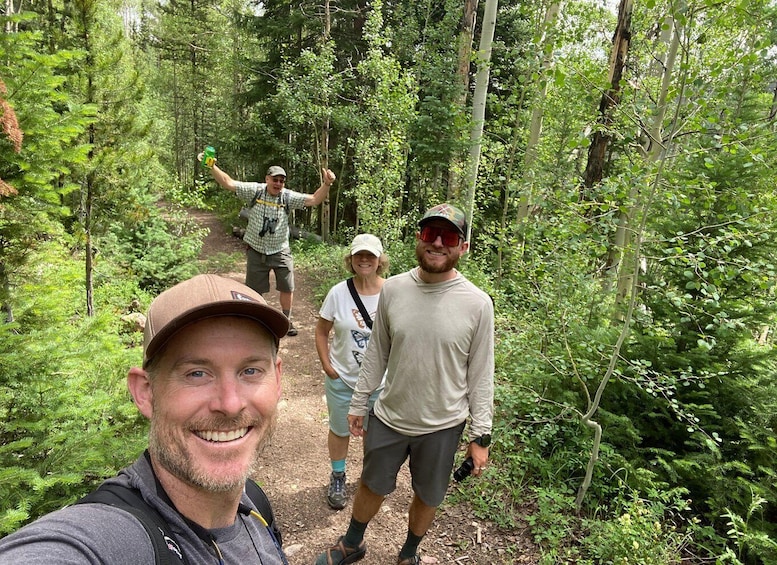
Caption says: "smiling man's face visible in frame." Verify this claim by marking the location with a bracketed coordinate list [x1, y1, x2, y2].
[415, 219, 468, 276]
[143, 316, 282, 493]
[265, 174, 286, 195]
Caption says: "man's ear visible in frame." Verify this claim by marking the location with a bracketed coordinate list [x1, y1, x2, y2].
[274, 357, 283, 401]
[127, 367, 153, 419]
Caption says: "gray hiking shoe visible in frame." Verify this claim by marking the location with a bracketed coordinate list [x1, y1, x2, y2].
[327, 471, 347, 509]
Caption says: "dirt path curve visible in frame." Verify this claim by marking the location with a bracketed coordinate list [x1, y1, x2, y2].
[192, 210, 539, 565]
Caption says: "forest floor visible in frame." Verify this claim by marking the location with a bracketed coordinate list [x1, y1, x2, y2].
[191, 209, 541, 565]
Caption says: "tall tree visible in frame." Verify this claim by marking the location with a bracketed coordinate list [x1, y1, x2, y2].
[151, 0, 232, 185]
[66, 0, 159, 315]
[0, 13, 93, 322]
[463, 0, 497, 241]
[582, 0, 632, 191]
[516, 0, 560, 228]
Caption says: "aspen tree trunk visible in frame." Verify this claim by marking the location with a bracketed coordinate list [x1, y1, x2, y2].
[463, 0, 498, 242]
[448, 0, 479, 200]
[319, 0, 332, 242]
[516, 0, 561, 226]
[5, 0, 15, 32]
[456, 0, 478, 105]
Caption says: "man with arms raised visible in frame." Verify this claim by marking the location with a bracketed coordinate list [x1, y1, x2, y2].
[201, 150, 336, 337]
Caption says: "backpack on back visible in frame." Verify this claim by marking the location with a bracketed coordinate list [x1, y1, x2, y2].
[76, 479, 283, 565]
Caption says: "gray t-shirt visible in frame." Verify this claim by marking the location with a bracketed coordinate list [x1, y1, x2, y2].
[0, 454, 286, 564]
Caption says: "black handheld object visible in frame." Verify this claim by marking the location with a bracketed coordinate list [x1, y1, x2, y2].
[453, 457, 474, 482]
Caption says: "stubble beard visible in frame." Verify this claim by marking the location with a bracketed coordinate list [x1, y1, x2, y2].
[416, 245, 459, 274]
[148, 410, 278, 493]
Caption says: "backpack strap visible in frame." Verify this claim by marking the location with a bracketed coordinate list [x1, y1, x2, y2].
[245, 479, 288, 565]
[245, 479, 283, 547]
[281, 189, 290, 214]
[248, 188, 290, 216]
[78, 480, 285, 565]
[77, 483, 186, 565]
[250, 188, 262, 207]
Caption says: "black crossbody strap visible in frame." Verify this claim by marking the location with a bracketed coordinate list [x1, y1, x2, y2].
[245, 479, 283, 547]
[346, 277, 373, 329]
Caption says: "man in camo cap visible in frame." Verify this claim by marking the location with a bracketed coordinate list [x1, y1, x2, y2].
[314, 203, 494, 565]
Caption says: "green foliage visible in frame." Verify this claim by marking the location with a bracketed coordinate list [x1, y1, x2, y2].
[723, 493, 777, 565]
[349, 0, 418, 241]
[4, 0, 777, 562]
[103, 204, 206, 293]
[0, 18, 94, 307]
[0, 244, 146, 534]
[527, 487, 581, 563]
[292, 240, 353, 305]
[580, 494, 690, 564]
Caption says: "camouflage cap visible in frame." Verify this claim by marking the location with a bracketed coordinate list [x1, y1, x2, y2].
[419, 203, 468, 238]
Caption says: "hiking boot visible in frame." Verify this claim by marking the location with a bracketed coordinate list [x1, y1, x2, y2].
[327, 471, 347, 510]
[314, 536, 366, 565]
[397, 555, 420, 565]
[286, 322, 298, 336]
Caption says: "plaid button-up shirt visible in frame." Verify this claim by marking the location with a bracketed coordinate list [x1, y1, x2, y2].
[235, 182, 308, 254]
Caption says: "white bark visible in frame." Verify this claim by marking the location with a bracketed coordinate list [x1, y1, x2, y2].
[464, 0, 498, 242]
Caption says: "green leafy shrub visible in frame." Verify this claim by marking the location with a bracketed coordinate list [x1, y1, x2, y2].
[0, 245, 147, 534]
[580, 494, 690, 564]
[103, 206, 205, 293]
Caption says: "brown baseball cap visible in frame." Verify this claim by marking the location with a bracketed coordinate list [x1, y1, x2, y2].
[142, 274, 289, 367]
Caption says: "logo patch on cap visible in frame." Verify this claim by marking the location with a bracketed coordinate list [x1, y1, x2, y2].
[232, 291, 258, 302]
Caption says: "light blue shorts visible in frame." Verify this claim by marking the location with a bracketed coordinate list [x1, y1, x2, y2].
[325, 376, 380, 437]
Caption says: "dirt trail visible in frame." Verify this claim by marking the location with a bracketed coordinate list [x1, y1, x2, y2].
[193, 210, 539, 565]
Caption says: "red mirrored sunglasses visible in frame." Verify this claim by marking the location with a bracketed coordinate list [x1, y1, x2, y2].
[419, 225, 462, 247]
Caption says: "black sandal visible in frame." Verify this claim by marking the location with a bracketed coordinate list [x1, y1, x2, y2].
[315, 536, 366, 565]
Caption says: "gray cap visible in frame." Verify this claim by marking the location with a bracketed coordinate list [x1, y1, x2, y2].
[267, 166, 287, 177]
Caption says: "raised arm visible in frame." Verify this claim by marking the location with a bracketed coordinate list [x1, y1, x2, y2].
[197, 151, 237, 192]
[304, 168, 336, 207]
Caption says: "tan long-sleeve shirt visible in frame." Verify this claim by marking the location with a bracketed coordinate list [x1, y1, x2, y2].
[350, 267, 494, 437]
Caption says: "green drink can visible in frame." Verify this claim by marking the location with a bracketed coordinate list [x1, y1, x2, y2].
[201, 146, 216, 169]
